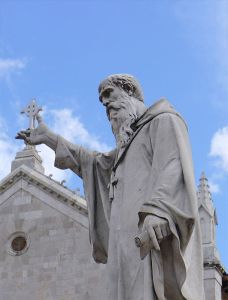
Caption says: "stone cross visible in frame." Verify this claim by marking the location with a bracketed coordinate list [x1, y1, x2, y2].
[21, 99, 42, 129]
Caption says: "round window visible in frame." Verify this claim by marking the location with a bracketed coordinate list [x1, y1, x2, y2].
[7, 232, 30, 256]
[11, 236, 27, 252]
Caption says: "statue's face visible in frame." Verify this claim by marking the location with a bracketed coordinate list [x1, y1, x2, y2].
[99, 85, 138, 139]
[99, 85, 124, 121]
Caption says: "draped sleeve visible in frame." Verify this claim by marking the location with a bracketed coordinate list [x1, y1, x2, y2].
[54, 135, 116, 263]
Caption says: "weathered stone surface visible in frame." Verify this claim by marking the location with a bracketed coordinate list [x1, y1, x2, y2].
[204, 266, 222, 300]
[0, 169, 105, 300]
[11, 145, 44, 173]
[198, 172, 224, 300]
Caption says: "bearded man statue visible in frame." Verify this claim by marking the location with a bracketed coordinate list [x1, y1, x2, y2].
[16, 74, 205, 300]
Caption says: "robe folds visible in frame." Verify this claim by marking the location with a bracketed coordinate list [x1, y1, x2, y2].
[54, 99, 205, 300]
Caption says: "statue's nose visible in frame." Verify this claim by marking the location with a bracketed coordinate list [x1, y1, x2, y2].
[102, 98, 109, 106]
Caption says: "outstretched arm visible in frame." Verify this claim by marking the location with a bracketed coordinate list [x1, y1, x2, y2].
[16, 114, 99, 178]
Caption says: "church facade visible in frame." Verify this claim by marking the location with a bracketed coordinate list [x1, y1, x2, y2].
[0, 145, 226, 299]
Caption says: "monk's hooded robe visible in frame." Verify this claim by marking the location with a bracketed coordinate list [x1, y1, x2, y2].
[54, 99, 205, 300]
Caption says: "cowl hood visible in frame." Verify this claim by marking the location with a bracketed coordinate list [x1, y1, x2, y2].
[135, 98, 187, 129]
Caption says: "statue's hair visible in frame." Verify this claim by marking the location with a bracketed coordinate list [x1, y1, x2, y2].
[98, 74, 144, 102]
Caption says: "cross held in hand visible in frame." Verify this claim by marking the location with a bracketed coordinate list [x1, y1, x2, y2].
[21, 99, 42, 129]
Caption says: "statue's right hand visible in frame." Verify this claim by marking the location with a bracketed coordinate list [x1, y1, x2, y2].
[15, 114, 49, 145]
[142, 215, 171, 251]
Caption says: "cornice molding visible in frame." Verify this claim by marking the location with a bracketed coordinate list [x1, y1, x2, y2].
[0, 164, 88, 216]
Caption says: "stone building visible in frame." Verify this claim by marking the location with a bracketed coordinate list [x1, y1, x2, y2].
[197, 172, 225, 300]
[0, 146, 105, 300]
[0, 145, 227, 299]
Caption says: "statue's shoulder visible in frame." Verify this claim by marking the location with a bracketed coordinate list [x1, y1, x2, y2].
[137, 98, 179, 127]
[138, 98, 187, 132]
[147, 98, 176, 116]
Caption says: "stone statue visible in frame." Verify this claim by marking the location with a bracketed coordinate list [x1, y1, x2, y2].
[16, 74, 205, 300]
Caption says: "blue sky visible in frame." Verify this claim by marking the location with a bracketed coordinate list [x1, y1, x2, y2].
[0, 1, 228, 268]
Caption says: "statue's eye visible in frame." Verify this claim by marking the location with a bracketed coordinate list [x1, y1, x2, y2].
[103, 90, 109, 98]
[103, 88, 113, 98]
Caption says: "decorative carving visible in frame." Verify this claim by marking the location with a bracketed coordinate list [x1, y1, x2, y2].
[0, 166, 87, 215]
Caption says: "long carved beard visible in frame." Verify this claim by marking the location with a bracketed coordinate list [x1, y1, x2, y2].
[109, 94, 138, 148]
[117, 114, 137, 148]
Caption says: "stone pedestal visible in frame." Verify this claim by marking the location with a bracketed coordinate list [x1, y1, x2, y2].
[11, 145, 44, 174]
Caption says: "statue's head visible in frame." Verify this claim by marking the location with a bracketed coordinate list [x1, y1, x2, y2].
[98, 74, 144, 103]
[98, 74, 146, 148]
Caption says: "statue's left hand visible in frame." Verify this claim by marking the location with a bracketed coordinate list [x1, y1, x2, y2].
[142, 215, 171, 251]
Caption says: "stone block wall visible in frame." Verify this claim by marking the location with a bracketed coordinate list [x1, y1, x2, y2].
[0, 189, 106, 300]
[204, 266, 222, 300]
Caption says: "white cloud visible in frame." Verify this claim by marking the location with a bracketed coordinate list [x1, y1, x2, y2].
[0, 107, 111, 187]
[49, 108, 111, 152]
[0, 117, 21, 179]
[210, 126, 228, 172]
[37, 108, 111, 183]
[0, 113, 70, 183]
[37, 144, 71, 183]
[208, 180, 220, 194]
[0, 58, 26, 80]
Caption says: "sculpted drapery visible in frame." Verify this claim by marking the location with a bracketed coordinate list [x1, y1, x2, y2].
[54, 99, 205, 300]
